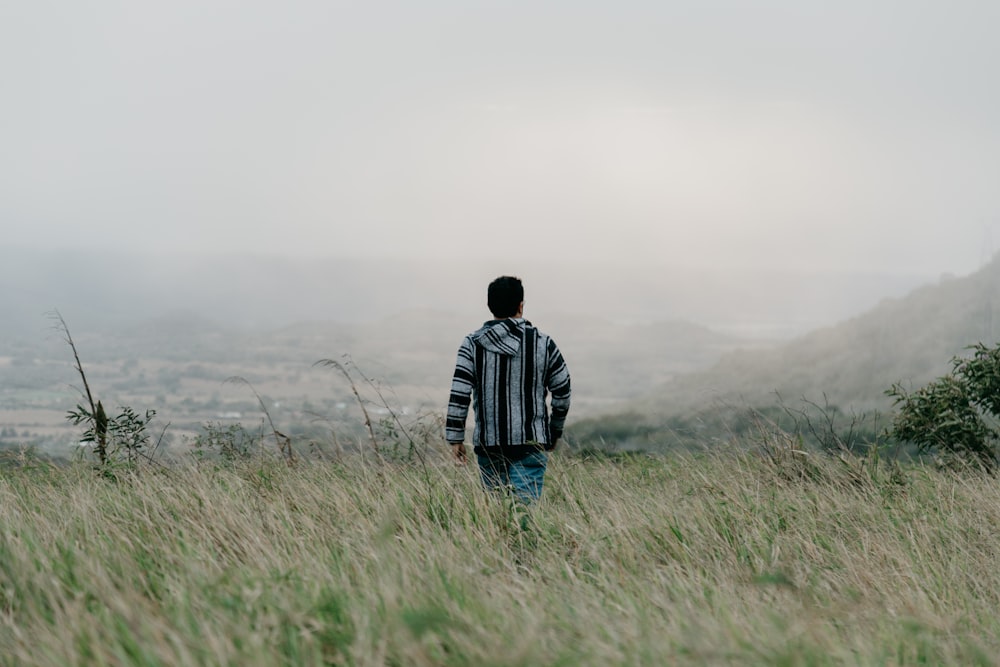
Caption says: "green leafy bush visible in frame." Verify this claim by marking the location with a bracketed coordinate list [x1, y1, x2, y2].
[887, 342, 1000, 470]
[68, 401, 156, 468]
[190, 421, 259, 462]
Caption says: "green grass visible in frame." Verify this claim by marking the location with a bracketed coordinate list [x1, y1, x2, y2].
[1, 447, 999, 665]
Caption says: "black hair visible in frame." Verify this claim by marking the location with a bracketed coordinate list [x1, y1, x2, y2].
[487, 276, 524, 318]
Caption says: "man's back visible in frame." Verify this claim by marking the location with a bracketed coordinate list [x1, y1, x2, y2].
[446, 317, 570, 452]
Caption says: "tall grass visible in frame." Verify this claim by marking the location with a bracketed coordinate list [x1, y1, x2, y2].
[1, 446, 999, 666]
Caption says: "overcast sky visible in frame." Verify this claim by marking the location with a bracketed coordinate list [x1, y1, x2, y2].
[3, 1, 999, 275]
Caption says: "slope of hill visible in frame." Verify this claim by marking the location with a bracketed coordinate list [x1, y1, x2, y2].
[571, 256, 1000, 449]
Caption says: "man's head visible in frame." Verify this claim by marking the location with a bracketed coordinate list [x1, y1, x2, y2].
[487, 276, 524, 318]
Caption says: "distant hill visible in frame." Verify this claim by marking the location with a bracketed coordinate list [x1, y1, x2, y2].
[570, 256, 1000, 449]
[0, 246, 933, 340]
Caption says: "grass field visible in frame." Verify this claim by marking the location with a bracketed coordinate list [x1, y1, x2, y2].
[1, 444, 999, 666]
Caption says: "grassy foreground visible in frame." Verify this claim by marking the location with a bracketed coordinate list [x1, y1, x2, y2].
[1, 447, 999, 666]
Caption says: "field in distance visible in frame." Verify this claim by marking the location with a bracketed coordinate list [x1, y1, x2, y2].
[0, 309, 761, 458]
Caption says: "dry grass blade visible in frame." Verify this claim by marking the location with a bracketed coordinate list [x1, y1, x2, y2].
[313, 358, 381, 461]
[224, 376, 295, 464]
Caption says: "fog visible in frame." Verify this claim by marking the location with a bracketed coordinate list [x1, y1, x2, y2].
[0, 247, 939, 344]
[3, 0, 999, 281]
[6, 2, 1000, 455]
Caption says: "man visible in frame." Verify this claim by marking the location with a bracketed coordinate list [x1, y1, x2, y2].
[446, 276, 571, 503]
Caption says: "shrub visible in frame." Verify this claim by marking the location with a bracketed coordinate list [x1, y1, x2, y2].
[67, 401, 156, 468]
[887, 342, 1000, 471]
[55, 311, 158, 471]
[190, 421, 259, 462]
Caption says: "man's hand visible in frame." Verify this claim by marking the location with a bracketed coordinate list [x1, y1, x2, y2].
[450, 442, 467, 465]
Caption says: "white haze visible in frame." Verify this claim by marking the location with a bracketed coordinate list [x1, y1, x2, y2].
[5, 1, 1000, 454]
[3, 0, 1000, 278]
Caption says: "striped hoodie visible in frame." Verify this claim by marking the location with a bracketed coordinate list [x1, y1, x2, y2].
[446, 318, 571, 451]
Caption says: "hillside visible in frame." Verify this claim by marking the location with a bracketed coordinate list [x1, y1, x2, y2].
[571, 256, 1000, 449]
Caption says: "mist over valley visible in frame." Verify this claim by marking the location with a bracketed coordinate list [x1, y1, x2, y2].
[0, 247, 963, 457]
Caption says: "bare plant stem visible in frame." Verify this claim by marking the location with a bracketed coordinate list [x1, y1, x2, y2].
[352, 362, 428, 472]
[51, 310, 107, 465]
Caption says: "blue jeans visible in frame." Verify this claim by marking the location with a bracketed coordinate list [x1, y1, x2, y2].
[477, 450, 548, 504]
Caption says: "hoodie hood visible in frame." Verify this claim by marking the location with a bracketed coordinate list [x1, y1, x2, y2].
[471, 318, 529, 356]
